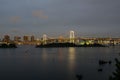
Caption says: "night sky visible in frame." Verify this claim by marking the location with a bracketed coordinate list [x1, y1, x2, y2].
[0, 0, 120, 38]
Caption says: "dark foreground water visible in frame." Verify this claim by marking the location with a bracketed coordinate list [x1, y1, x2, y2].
[0, 46, 120, 80]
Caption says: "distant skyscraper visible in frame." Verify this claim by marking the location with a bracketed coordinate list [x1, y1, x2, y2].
[31, 35, 35, 42]
[3, 35, 10, 42]
[14, 36, 21, 41]
[23, 36, 29, 42]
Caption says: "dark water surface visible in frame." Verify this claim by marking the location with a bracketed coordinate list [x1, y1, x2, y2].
[0, 45, 120, 80]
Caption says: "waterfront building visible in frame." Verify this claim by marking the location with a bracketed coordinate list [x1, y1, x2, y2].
[58, 36, 64, 43]
[14, 36, 21, 41]
[3, 35, 10, 43]
[23, 36, 29, 42]
[31, 35, 35, 42]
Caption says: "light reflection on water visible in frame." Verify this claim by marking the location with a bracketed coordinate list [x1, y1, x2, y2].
[68, 47, 76, 71]
[0, 46, 120, 80]
[42, 48, 48, 63]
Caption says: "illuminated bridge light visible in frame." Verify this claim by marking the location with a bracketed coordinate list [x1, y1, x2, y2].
[70, 30, 75, 43]
[43, 34, 47, 44]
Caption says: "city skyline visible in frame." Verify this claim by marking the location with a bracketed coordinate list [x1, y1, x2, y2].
[0, 0, 120, 38]
[1, 31, 120, 41]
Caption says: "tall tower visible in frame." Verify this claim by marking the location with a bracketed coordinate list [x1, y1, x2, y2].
[70, 30, 75, 43]
[43, 34, 47, 44]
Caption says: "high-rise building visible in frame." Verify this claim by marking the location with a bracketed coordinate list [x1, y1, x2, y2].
[31, 35, 35, 42]
[23, 36, 29, 42]
[14, 36, 21, 41]
[3, 35, 10, 42]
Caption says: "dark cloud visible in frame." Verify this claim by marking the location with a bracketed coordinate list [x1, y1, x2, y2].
[10, 29, 20, 33]
[0, 0, 120, 37]
[10, 16, 21, 23]
[32, 10, 48, 19]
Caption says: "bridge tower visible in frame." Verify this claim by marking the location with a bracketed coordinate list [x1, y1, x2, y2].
[70, 30, 75, 43]
[43, 34, 47, 44]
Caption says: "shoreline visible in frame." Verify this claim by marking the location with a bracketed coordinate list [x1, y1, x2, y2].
[0, 43, 17, 48]
[36, 43, 106, 48]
